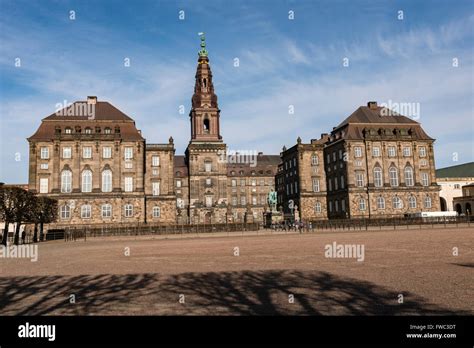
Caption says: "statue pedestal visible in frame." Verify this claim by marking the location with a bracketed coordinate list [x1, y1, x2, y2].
[264, 211, 283, 228]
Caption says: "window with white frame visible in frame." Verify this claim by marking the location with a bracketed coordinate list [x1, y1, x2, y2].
[392, 196, 403, 209]
[83, 146, 92, 159]
[39, 178, 48, 193]
[355, 172, 364, 187]
[40, 147, 49, 159]
[421, 172, 429, 186]
[102, 146, 112, 159]
[60, 205, 70, 219]
[389, 167, 399, 187]
[241, 196, 246, 205]
[65, 127, 72, 134]
[152, 182, 160, 196]
[403, 147, 411, 157]
[152, 155, 160, 167]
[205, 196, 213, 207]
[315, 202, 321, 213]
[424, 196, 432, 209]
[177, 198, 184, 208]
[62, 147, 72, 159]
[252, 196, 257, 205]
[101, 204, 112, 218]
[388, 146, 396, 157]
[354, 146, 362, 158]
[374, 167, 383, 187]
[153, 206, 161, 218]
[359, 198, 366, 211]
[372, 147, 380, 157]
[81, 205, 91, 219]
[40, 163, 49, 170]
[176, 180, 182, 188]
[311, 155, 318, 166]
[419, 146, 427, 157]
[102, 170, 112, 192]
[81, 170, 92, 192]
[61, 170, 72, 193]
[377, 196, 385, 209]
[204, 162, 212, 172]
[232, 196, 237, 206]
[124, 147, 133, 160]
[404, 166, 414, 186]
[312, 178, 320, 192]
[124, 177, 133, 192]
[124, 204, 133, 217]
[231, 179, 237, 187]
[408, 195, 417, 208]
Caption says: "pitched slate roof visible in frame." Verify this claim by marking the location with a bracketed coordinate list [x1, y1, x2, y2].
[436, 162, 474, 178]
[336, 106, 418, 129]
[44, 101, 134, 121]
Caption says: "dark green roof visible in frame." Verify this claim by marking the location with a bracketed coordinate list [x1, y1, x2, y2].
[436, 162, 474, 178]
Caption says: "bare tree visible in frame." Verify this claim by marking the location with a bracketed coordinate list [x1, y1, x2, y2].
[31, 196, 58, 242]
[12, 188, 34, 245]
[0, 185, 16, 246]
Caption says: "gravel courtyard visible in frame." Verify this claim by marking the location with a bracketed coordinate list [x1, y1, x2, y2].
[0, 227, 472, 315]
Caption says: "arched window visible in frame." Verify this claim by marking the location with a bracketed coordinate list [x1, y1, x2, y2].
[61, 170, 72, 193]
[102, 169, 112, 192]
[392, 196, 403, 209]
[404, 166, 414, 186]
[82, 170, 92, 192]
[315, 201, 321, 213]
[203, 119, 210, 133]
[389, 167, 399, 187]
[359, 198, 366, 211]
[374, 167, 383, 187]
[377, 196, 385, 209]
[424, 196, 432, 209]
[409, 195, 417, 208]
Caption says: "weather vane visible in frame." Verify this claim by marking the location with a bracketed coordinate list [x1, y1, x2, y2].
[198, 32, 208, 57]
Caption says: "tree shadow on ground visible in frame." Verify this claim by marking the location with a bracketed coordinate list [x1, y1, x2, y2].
[0, 270, 470, 315]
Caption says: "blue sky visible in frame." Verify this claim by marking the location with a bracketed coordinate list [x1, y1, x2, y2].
[0, 0, 473, 183]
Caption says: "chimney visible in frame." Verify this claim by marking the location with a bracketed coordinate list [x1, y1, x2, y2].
[321, 133, 328, 138]
[367, 101, 377, 110]
[258, 151, 263, 156]
[87, 96, 97, 105]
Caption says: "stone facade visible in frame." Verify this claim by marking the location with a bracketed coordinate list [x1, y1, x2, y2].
[278, 101, 441, 220]
[27, 45, 279, 226]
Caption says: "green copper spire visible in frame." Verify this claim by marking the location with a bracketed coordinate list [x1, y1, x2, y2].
[198, 32, 208, 57]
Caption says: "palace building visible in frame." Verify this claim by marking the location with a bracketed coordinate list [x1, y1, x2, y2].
[27, 38, 442, 225]
[278, 101, 441, 219]
[27, 38, 279, 225]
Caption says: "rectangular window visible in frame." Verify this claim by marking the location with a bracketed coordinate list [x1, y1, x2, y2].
[205, 196, 212, 207]
[81, 205, 91, 219]
[152, 156, 160, 167]
[124, 177, 133, 192]
[340, 176, 345, 189]
[176, 180, 182, 188]
[101, 204, 112, 218]
[232, 196, 237, 206]
[332, 152, 336, 161]
[103, 146, 112, 159]
[241, 196, 246, 206]
[252, 196, 257, 205]
[355, 172, 364, 187]
[83, 146, 92, 159]
[62, 147, 72, 159]
[421, 172, 429, 186]
[40, 147, 49, 159]
[403, 147, 411, 157]
[39, 178, 48, 193]
[124, 147, 133, 160]
[359, 199, 366, 211]
[372, 147, 380, 157]
[240, 179, 245, 186]
[251, 179, 256, 186]
[205, 162, 212, 172]
[231, 179, 237, 187]
[152, 182, 160, 196]
[124, 205, 133, 217]
[125, 162, 133, 169]
[419, 146, 427, 157]
[153, 206, 161, 218]
[312, 178, 320, 192]
[326, 154, 330, 164]
[354, 146, 362, 158]
[388, 146, 396, 157]
[40, 163, 49, 170]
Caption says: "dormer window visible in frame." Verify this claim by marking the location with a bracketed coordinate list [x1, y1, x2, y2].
[65, 127, 72, 134]
[85, 127, 92, 134]
[104, 127, 111, 134]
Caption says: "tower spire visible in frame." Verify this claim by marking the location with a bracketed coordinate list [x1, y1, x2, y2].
[189, 33, 221, 142]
